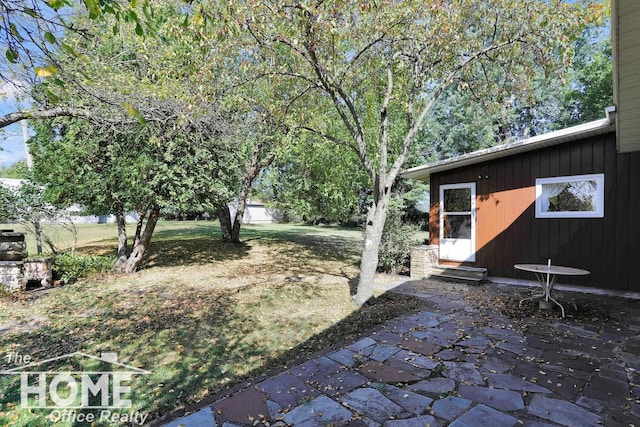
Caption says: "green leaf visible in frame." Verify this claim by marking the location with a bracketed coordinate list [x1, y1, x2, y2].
[45, 0, 68, 10]
[60, 42, 78, 57]
[44, 32, 57, 44]
[122, 102, 147, 125]
[44, 89, 60, 104]
[135, 23, 144, 36]
[143, 2, 154, 22]
[9, 24, 24, 42]
[84, 0, 101, 19]
[5, 49, 19, 64]
[23, 8, 42, 18]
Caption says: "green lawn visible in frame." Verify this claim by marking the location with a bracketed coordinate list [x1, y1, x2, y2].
[0, 221, 425, 426]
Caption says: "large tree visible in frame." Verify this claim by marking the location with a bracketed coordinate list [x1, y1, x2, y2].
[25, 0, 243, 272]
[30, 114, 239, 272]
[0, 0, 154, 128]
[224, 0, 604, 305]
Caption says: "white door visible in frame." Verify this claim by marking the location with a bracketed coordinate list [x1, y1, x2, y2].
[439, 183, 476, 262]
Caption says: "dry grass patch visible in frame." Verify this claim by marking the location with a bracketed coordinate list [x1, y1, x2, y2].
[0, 222, 425, 426]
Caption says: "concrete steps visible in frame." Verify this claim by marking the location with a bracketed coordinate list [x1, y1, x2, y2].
[429, 265, 488, 283]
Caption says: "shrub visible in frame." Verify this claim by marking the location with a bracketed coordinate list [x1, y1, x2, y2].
[377, 202, 420, 273]
[53, 253, 114, 284]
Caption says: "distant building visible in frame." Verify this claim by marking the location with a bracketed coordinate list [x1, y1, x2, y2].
[228, 200, 280, 224]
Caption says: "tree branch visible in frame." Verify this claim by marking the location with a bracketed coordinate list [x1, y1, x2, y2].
[0, 107, 100, 128]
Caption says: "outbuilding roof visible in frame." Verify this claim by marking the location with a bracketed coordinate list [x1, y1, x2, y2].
[400, 107, 616, 181]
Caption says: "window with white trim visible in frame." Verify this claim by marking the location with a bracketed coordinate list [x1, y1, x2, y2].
[535, 174, 604, 218]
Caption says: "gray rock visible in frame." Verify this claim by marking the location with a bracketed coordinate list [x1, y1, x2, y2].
[163, 407, 216, 427]
[327, 348, 366, 367]
[528, 395, 602, 427]
[383, 415, 437, 427]
[449, 405, 518, 427]
[349, 337, 378, 352]
[485, 373, 552, 393]
[458, 384, 525, 411]
[341, 388, 404, 423]
[432, 396, 472, 420]
[392, 349, 440, 370]
[379, 384, 433, 415]
[369, 344, 402, 362]
[443, 362, 485, 385]
[408, 378, 456, 395]
[282, 395, 352, 426]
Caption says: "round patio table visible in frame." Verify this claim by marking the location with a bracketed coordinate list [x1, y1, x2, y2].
[514, 263, 590, 318]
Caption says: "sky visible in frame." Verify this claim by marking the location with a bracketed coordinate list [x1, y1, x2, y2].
[0, 81, 31, 168]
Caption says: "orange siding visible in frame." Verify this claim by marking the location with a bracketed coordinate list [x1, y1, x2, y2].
[428, 132, 640, 293]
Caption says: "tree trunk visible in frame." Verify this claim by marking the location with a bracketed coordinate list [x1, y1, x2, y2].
[218, 206, 232, 242]
[352, 192, 390, 306]
[34, 219, 43, 256]
[112, 206, 160, 274]
[230, 198, 246, 244]
[113, 209, 128, 270]
[230, 141, 275, 243]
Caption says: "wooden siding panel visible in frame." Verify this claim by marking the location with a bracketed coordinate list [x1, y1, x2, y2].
[529, 152, 541, 266]
[427, 132, 640, 292]
[615, 154, 630, 290]
[628, 154, 640, 291]
[616, 0, 640, 153]
[590, 138, 606, 286]
[603, 136, 619, 289]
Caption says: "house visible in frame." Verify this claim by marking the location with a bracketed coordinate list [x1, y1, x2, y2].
[401, 0, 640, 294]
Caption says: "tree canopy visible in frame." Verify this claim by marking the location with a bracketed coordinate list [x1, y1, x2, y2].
[223, 0, 605, 304]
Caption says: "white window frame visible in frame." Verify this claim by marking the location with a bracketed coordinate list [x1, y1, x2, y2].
[535, 173, 604, 218]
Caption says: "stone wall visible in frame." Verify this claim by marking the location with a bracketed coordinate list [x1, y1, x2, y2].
[0, 261, 24, 291]
[24, 258, 53, 288]
[0, 231, 26, 292]
[410, 245, 439, 279]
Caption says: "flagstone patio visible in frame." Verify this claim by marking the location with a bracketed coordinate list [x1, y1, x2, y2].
[156, 279, 640, 427]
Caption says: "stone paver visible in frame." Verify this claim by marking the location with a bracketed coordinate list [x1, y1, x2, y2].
[528, 394, 602, 426]
[340, 388, 404, 423]
[163, 407, 216, 427]
[383, 415, 437, 426]
[256, 372, 317, 408]
[443, 362, 485, 385]
[485, 373, 552, 393]
[157, 280, 640, 427]
[449, 404, 519, 427]
[211, 389, 269, 425]
[458, 384, 525, 411]
[282, 395, 352, 426]
[432, 395, 472, 420]
[377, 383, 433, 415]
[407, 377, 456, 395]
[357, 360, 421, 383]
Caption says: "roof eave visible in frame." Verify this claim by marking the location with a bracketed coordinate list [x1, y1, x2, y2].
[401, 117, 616, 181]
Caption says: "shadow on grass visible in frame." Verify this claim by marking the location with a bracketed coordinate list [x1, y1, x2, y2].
[75, 223, 362, 272]
[0, 222, 390, 426]
[0, 279, 425, 427]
